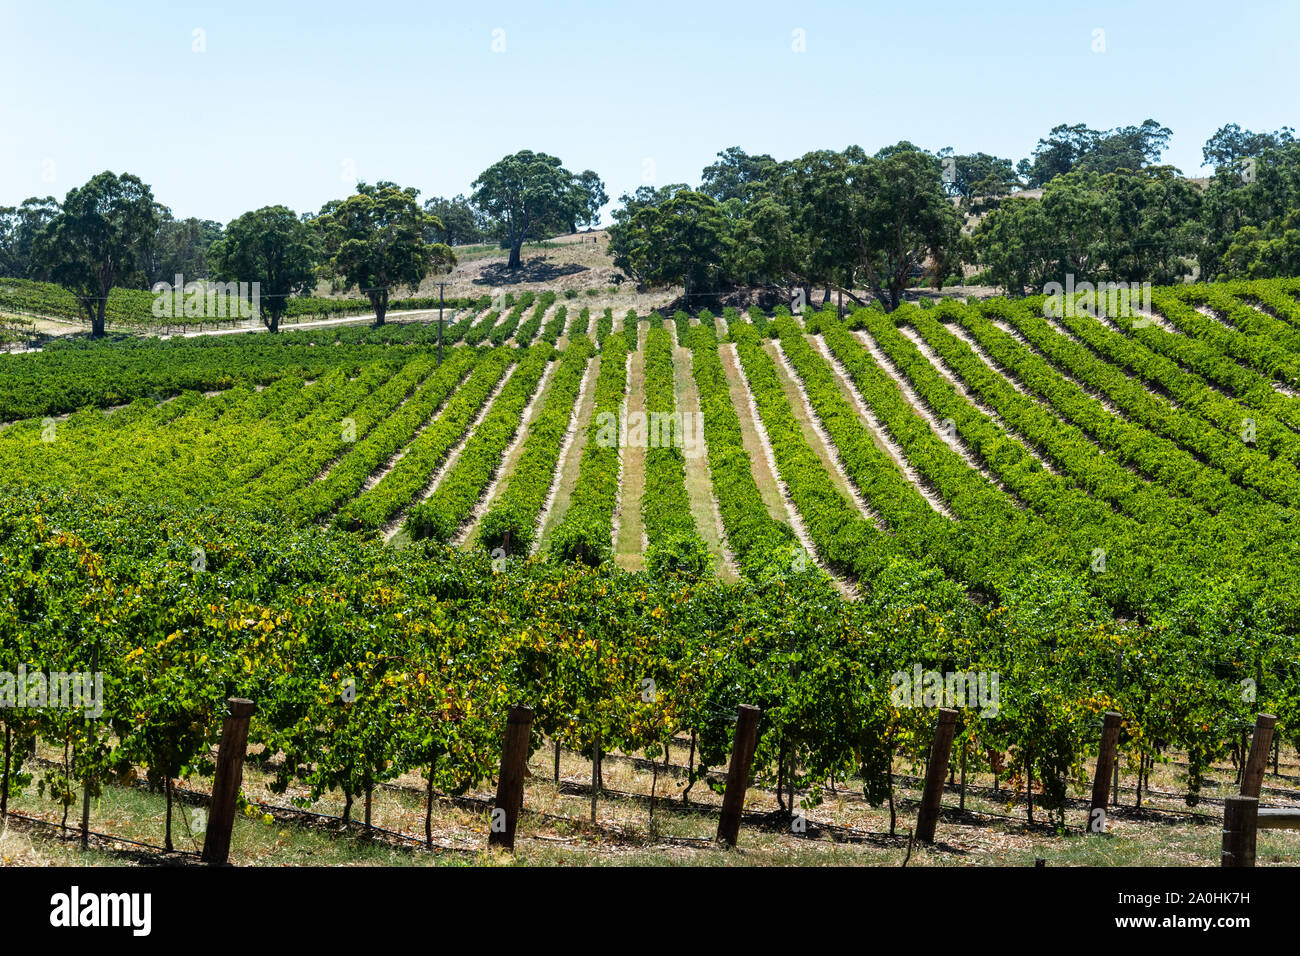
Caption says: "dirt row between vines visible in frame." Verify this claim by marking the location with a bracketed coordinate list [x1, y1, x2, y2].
[381, 364, 519, 542]
[720, 341, 857, 599]
[897, 326, 1060, 476]
[453, 353, 562, 548]
[767, 338, 881, 528]
[853, 328, 1022, 510]
[535, 353, 601, 554]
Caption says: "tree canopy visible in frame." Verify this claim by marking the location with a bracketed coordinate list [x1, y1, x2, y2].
[1018, 120, 1173, 187]
[143, 214, 225, 286]
[1203, 123, 1296, 171]
[209, 206, 319, 333]
[318, 182, 453, 325]
[609, 189, 732, 294]
[422, 194, 485, 247]
[30, 171, 160, 336]
[472, 151, 600, 268]
[569, 170, 608, 232]
[0, 196, 59, 279]
[610, 143, 962, 310]
[974, 167, 1203, 293]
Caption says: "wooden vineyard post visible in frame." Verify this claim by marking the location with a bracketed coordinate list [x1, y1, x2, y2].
[201, 698, 255, 865]
[489, 704, 534, 851]
[1241, 714, 1276, 799]
[915, 708, 958, 844]
[1222, 796, 1257, 868]
[1088, 712, 1122, 834]
[716, 705, 761, 847]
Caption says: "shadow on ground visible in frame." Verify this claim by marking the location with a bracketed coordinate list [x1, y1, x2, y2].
[475, 257, 590, 286]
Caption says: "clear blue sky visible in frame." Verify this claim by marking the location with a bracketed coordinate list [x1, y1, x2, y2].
[1, 0, 1295, 224]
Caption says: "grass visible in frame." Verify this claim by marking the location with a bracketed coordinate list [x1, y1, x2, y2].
[535, 354, 601, 554]
[4, 734, 1298, 867]
[717, 342, 793, 523]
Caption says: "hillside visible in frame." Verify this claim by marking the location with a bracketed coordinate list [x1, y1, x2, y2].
[3, 278, 1300, 868]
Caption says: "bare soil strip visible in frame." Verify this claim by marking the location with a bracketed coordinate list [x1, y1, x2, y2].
[358, 368, 474, 494]
[1194, 304, 1237, 331]
[1126, 308, 1179, 335]
[942, 323, 1032, 396]
[514, 300, 558, 346]
[614, 335, 645, 572]
[818, 334, 951, 517]
[453, 356, 561, 548]
[898, 326, 1059, 475]
[673, 337, 740, 582]
[1192, 303, 1300, 397]
[535, 355, 600, 554]
[1092, 314, 1232, 403]
[467, 306, 496, 329]
[718, 343, 789, 523]
[768, 339, 881, 527]
[1098, 311, 1240, 401]
[722, 342, 856, 598]
[932, 324, 1146, 478]
[987, 318, 1140, 422]
[1044, 313, 1190, 409]
[1135, 302, 1299, 397]
[380, 364, 518, 543]
[856, 327, 1016, 508]
[1035, 313, 1087, 348]
[305, 366, 436, 488]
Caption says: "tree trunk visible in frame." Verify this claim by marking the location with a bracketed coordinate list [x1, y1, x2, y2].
[264, 310, 281, 334]
[93, 296, 108, 338]
[886, 738, 896, 836]
[61, 740, 71, 829]
[508, 239, 524, 269]
[372, 289, 389, 327]
[959, 741, 967, 812]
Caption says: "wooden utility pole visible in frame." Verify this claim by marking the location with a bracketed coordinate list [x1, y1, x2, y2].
[716, 705, 761, 847]
[202, 698, 255, 865]
[488, 704, 534, 851]
[916, 709, 958, 843]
